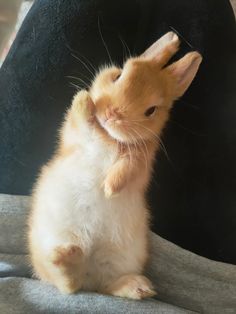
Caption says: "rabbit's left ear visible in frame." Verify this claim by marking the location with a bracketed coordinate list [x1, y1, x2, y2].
[141, 32, 180, 67]
[165, 51, 202, 98]
[142, 31, 179, 60]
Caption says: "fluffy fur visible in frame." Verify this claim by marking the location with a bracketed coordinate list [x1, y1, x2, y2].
[28, 32, 202, 299]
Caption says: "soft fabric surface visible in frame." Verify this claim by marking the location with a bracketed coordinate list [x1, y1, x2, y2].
[0, 0, 235, 264]
[0, 194, 235, 313]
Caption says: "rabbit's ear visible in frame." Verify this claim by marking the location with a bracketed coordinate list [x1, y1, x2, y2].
[165, 51, 202, 98]
[142, 32, 180, 65]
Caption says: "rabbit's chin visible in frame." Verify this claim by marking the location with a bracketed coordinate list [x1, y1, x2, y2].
[102, 123, 130, 143]
[95, 116, 133, 144]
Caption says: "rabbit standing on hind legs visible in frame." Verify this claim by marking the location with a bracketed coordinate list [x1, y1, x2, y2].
[28, 32, 202, 299]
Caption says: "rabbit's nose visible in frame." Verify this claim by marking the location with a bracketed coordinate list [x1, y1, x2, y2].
[105, 107, 120, 121]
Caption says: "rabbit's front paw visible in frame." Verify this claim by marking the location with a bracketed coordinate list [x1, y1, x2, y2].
[72, 90, 95, 123]
[103, 179, 120, 199]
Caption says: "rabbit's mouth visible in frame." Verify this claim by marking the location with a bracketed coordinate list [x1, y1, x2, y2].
[95, 113, 133, 144]
[95, 113, 150, 148]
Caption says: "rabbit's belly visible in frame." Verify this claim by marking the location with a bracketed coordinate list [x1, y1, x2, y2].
[70, 184, 144, 240]
[65, 188, 148, 291]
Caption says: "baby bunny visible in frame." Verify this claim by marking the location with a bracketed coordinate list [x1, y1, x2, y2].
[28, 31, 202, 299]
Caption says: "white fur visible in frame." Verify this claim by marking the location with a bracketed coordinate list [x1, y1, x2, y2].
[31, 124, 149, 291]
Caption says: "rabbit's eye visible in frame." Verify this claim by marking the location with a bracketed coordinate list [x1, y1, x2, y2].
[144, 106, 157, 117]
[113, 73, 121, 82]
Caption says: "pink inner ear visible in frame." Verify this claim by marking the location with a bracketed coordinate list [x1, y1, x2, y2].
[142, 31, 179, 60]
[167, 52, 202, 97]
[176, 56, 200, 82]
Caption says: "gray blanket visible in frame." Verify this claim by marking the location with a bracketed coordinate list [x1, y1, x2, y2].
[0, 194, 235, 314]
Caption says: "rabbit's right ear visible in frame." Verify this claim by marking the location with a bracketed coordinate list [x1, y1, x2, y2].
[142, 32, 180, 65]
[165, 51, 202, 98]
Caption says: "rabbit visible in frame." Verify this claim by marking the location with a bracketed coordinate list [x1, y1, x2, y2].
[28, 31, 202, 299]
